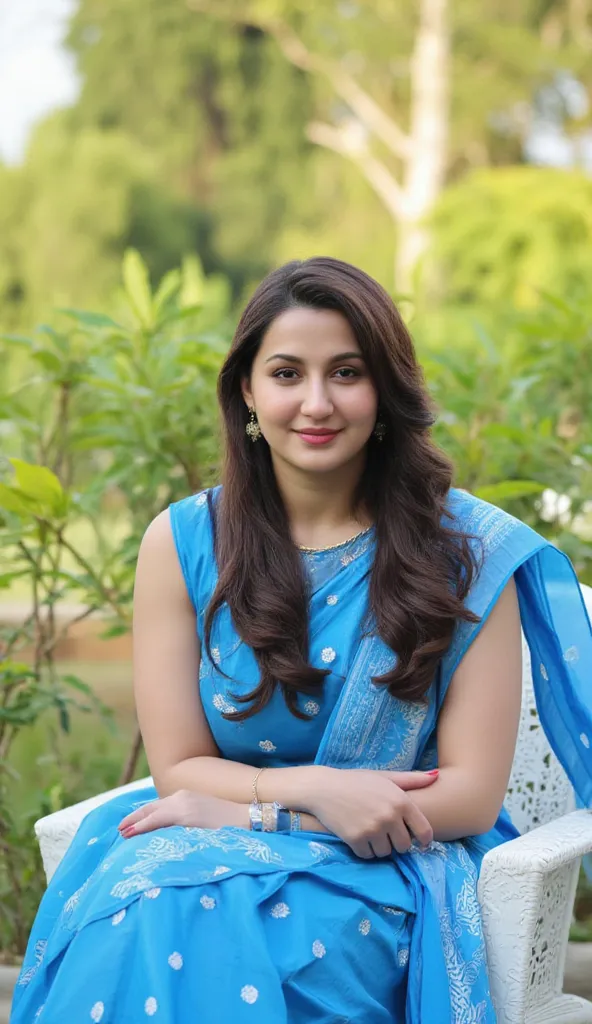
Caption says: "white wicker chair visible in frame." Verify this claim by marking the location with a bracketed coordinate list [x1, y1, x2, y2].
[34, 584, 592, 1024]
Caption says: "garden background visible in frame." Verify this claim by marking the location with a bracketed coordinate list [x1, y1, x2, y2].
[1, 0, 592, 963]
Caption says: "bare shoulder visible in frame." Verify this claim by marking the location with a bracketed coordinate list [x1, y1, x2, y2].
[135, 508, 190, 604]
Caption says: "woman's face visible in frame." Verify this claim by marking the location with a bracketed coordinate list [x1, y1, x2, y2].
[242, 307, 378, 477]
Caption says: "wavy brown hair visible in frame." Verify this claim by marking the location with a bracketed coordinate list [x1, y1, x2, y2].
[204, 256, 483, 720]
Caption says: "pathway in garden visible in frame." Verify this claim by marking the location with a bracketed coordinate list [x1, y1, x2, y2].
[1, 945, 592, 1021]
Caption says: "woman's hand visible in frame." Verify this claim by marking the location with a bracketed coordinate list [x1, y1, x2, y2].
[307, 768, 438, 859]
[118, 790, 247, 838]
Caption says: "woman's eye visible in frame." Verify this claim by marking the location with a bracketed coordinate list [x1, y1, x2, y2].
[273, 368, 299, 380]
[334, 367, 359, 379]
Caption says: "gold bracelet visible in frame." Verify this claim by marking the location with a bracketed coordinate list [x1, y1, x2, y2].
[252, 767, 266, 805]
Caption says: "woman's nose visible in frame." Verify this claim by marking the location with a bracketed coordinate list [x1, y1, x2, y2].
[300, 381, 334, 418]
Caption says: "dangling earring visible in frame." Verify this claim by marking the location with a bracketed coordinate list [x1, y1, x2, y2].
[246, 407, 262, 442]
[373, 419, 387, 442]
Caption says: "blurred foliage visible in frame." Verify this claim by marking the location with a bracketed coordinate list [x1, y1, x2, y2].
[429, 167, 592, 307]
[0, 250, 228, 956]
[1, 0, 592, 326]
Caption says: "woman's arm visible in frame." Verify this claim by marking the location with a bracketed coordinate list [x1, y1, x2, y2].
[406, 575, 523, 840]
[133, 510, 323, 809]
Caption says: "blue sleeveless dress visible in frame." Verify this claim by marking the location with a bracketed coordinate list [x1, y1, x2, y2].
[11, 487, 592, 1023]
[11, 492, 414, 1024]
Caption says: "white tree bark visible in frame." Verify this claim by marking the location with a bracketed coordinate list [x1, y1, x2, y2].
[188, 0, 450, 294]
[397, 0, 450, 294]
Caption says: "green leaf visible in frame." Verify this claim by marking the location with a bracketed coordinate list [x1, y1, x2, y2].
[8, 459, 66, 517]
[474, 480, 546, 503]
[61, 674, 95, 695]
[122, 249, 154, 328]
[153, 269, 181, 316]
[0, 333, 33, 349]
[58, 308, 126, 331]
[30, 349, 63, 373]
[0, 483, 41, 516]
[99, 622, 130, 639]
[58, 704, 71, 734]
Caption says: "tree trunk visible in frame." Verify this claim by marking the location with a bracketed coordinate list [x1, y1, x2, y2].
[395, 0, 450, 294]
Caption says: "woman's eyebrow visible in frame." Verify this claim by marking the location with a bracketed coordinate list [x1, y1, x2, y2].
[264, 351, 365, 364]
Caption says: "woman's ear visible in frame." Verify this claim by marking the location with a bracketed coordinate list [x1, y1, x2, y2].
[241, 377, 253, 410]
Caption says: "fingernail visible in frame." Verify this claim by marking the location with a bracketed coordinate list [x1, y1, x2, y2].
[426, 769, 439, 776]
[121, 825, 136, 837]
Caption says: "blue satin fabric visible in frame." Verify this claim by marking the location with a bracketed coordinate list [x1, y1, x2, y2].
[11, 488, 592, 1024]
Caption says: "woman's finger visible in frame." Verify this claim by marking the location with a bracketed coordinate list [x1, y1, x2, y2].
[349, 839, 375, 860]
[383, 770, 439, 790]
[121, 809, 170, 837]
[388, 821, 414, 854]
[118, 801, 161, 830]
[403, 803, 433, 848]
[368, 833, 392, 858]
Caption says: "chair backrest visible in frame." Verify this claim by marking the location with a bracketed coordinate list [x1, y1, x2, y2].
[505, 581, 592, 834]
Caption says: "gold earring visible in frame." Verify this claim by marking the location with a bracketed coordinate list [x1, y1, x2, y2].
[373, 420, 387, 442]
[246, 407, 262, 442]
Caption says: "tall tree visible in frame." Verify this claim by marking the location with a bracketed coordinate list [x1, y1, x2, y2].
[188, 0, 592, 291]
[189, 0, 450, 293]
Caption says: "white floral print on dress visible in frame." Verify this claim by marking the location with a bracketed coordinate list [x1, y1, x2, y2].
[304, 700, 320, 716]
[213, 865, 231, 876]
[240, 985, 259, 1004]
[34, 1006, 44, 1020]
[312, 940, 326, 958]
[200, 895, 216, 909]
[259, 740, 276, 753]
[211, 647, 221, 664]
[112, 909, 126, 926]
[398, 948, 410, 967]
[212, 693, 236, 714]
[359, 919, 371, 935]
[195, 493, 207, 507]
[87, 837, 98, 845]
[540, 663, 549, 680]
[270, 902, 291, 918]
[90, 1002, 104, 1022]
[326, 594, 338, 605]
[145, 996, 158, 1015]
[564, 645, 579, 663]
[581, 733, 590, 748]
[321, 647, 336, 664]
[144, 888, 161, 899]
[168, 952, 183, 970]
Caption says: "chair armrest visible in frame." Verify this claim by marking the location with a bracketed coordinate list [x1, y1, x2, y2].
[478, 809, 592, 1024]
[34, 775, 153, 883]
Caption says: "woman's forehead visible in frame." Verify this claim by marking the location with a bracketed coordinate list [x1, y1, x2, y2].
[259, 307, 360, 358]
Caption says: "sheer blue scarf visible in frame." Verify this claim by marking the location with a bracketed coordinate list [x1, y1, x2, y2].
[314, 488, 592, 1022]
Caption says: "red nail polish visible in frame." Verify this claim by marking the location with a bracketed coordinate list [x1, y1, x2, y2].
[426, 769, 439, 776]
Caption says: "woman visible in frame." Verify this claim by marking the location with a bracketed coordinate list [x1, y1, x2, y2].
[11, 257, 592, 1023]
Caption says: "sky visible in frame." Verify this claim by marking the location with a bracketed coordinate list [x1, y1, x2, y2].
[0, 0, 79, 164]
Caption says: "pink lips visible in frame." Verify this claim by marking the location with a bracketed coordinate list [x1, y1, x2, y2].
[297, 430, 341, 446]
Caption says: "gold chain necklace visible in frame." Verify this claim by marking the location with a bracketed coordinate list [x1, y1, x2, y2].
[297, 525, 373, 553]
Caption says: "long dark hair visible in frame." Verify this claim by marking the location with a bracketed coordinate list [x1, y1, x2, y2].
[204, 256, 483, 720]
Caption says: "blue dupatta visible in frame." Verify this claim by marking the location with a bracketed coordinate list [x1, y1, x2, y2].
[315, 487, 592, 1022]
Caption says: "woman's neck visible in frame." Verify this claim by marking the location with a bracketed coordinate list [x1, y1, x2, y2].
[271, 454, 372, 549]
